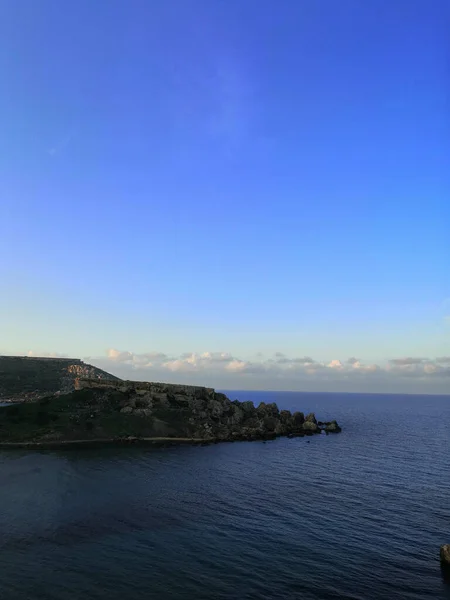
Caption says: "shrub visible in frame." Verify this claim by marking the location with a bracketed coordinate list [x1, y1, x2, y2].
[35, 410, 50, 425]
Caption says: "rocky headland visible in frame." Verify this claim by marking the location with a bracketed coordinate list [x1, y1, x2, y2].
[0, 376, 341, 448]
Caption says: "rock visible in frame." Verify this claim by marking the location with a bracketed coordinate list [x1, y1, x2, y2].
[227, 405, 244, 426]
[209, 399, 226, 418]
[263, 416, 277, 431]
[120, 406, 133, 414]
[241, 401, 255, 413]
[274, 422, 285, 435]
[265, 402, 280, 417]
[441, 544, 450, 566]
[280, 410, 292, 423]
[134, 408, 152, 417]
[134, 396, 152, 409]
[302, 420, 319, 432]
[325, 420, 341, 433]
[292, 412, 305, 426]
[305, 412, 317, 424]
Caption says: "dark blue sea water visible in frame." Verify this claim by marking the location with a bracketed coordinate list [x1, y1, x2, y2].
[1, 391, 449, 600]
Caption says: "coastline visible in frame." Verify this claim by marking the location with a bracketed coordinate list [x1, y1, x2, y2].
[0, 376, 341, 449]
[0, 429, 329, 450]
[0, 437, 211, 450]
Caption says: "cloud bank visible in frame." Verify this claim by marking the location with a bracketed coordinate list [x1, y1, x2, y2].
[80, 349, 450, 395]
[27, 351, 69, 358]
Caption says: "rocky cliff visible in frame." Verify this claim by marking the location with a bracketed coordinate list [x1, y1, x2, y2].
[0, 356, 119, 402]
[0, 377, 341, 446]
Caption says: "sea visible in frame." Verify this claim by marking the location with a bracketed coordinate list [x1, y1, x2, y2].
[0, 391, 449, 600]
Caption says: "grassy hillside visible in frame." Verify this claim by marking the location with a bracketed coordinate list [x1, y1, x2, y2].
[0, 356, 119, 401]
[0, 389, 163, 442]
[0, 380, 341, 446]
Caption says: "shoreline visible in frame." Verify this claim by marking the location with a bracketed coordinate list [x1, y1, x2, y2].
[0, 437, 213, 450]
[0, 430, 327, 450]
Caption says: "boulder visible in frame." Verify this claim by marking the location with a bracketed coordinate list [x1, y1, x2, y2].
[134, 408, 152, 417]
[280, 410, 293, 424]
[265, 402, 280, 417]
[208, 399, 226, 419]
[304, 412, 317, 424]
[152, 392, 170, 406]
[292, 411, 305, 426]
[227, 405, 244, 426]
[274, 422, 285, 435]
[241, 401, 255, 413]
[441, 544, 450, 567]
[134, 396, 152, 409]
[124, 397, 136, 408]
[120, 406, 133, 414]
[302, 420, 318, 432]
[263, 416, 277, 432]
[325, 420, 341, 433]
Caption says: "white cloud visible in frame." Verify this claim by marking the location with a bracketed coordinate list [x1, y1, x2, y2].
[226, 359, 248, 372]
[27, 351, 69, 358]
[107, 349, 169, 367]
[163, 359, 195, 373]
[99, 349, 450, 384]
[19, 348, 450, 393]
[327, 359, 343, 369]
[107, 349, 133, 362]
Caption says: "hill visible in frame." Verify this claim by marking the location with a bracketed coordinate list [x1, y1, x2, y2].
[0, 356, 119, 402]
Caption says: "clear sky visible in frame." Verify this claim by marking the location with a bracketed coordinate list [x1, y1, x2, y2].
[1, 0, 449, 393]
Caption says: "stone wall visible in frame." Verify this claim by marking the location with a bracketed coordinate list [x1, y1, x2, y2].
[0, 356, 120, 402]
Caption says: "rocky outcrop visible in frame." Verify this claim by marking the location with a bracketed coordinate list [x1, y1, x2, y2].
[0, 378, 341, 446]
[0, 356, 119, 402]
[441, 545, 450, 568]
[324, 420, 342, 433]
[318, 419, 342, 433]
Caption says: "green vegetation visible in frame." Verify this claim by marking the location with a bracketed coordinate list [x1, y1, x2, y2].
[0, 381, 341, 447]
[0, 356, 119, 402]
[0, 389, 153, 443]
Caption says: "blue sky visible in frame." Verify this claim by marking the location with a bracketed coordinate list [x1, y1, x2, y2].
[1, 0, 449, 392]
